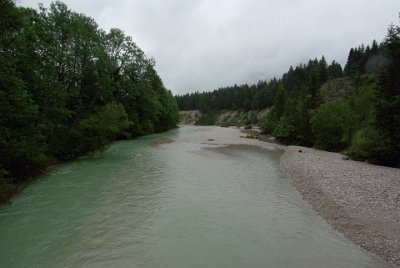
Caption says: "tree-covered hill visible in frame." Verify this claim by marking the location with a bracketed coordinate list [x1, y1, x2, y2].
[0, 0, 180, 202]
[175, 22, 400, 167]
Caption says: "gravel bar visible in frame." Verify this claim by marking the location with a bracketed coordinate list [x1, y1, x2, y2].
[280, 146, 400, 267]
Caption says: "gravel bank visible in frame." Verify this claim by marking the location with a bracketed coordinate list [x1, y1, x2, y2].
[280, 146, 400, 267]
[175, 125, 284, 151]
[178, 126, 400, 266]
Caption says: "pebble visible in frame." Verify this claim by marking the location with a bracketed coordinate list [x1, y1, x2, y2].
[281, 145, 400, 267]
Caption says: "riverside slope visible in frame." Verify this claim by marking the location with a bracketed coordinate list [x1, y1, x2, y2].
[178, 125, 399, 266]
[281, 146, 400, 267]
[179, 110, 269, 126]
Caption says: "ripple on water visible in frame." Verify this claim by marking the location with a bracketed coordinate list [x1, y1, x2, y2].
[0, 126, 390, 268]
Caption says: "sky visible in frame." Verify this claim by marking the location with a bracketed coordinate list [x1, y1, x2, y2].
[17, 0, 400, 95]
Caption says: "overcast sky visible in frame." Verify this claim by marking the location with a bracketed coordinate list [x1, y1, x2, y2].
[17, 0, 399, 94]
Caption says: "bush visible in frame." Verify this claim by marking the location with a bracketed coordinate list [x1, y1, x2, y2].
[311, 101, 354, 151]
[63, 104, 132, 159]
[347, 126, 388, 161]
[272, 117, 295, 144]
[260, 111, 278, 134]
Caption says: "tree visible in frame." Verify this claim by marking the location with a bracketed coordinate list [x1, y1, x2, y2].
[66, 104, 131, 158]
[311, 101, 354, 151]
[260, 84, 287, 134]
[327, 60, 343, 80]
[0, 1, 180, 203]
[0, 0, 48, 179]
[372, 23, 400, 166]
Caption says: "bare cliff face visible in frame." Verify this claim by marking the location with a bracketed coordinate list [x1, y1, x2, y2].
[320, 78, 354, 103]
[214, 109, 269, 126]
[179, 78, 354, 127]
[179, 110, 202, 125]
[179, 109, 269, 127]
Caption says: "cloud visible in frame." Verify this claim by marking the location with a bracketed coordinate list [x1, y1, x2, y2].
[17, 0, 400, 94]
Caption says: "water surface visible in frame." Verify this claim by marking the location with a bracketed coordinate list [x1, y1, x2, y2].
[0, 126, 388, 267]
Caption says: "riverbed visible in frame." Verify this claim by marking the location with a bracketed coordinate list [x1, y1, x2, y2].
[0, 126, 389, 267]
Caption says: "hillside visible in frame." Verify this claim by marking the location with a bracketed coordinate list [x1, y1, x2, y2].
[175, 23, 400, 167]
[180, 109, 269, 128]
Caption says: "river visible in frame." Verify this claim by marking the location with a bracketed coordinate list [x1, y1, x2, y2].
[0, 126, 388, 267]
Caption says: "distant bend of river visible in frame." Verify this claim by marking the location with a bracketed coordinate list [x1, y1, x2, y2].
[0, 126, 388, 267]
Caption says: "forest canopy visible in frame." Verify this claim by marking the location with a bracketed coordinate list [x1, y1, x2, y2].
[175, 21, 400, 168]
[0, 0, 179, 202]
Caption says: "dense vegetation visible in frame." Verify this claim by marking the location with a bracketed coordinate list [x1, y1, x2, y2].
[176, 23, 400, 167]
[176, 59, 343, 113]
[0, 0, 179, 202]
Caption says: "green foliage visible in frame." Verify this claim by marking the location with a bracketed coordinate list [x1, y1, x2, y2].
[346, 75, 377, 129]
[0, 1, 179, 202]
[67, 104, 131, 158]
[327, 60, 344, 80]
[270, 97, 308, 145]
[260, 84, 287, 134]
[311, 101, 354, 151]
[272, 117, 294, 142]
[372, 23, 400, 166]
[260, 110, 277, 134]
[176, 21, 399, 167]
[175, 83, 270, 112]
[347, 126, 389, 162]
[156, 90, 180, 132]
[345, 24, 400, 166]
[0, 4, 49, 178]
[344, 40, 380, 76]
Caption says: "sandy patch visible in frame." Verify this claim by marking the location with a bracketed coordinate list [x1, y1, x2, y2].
[174, 126, 283, 151]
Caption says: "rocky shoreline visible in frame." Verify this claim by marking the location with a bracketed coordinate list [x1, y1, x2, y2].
[280, 146, 400, 267]
[181, 125, 400, 267]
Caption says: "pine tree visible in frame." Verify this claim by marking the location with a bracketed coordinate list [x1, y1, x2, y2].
[373, 23, 400, 166]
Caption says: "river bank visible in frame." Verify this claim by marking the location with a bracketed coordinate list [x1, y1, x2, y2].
[192, 126, 399, 267]
[280, 146, 400, 267]
[179, 109, 268, 126]
[1, 125, 388, 268]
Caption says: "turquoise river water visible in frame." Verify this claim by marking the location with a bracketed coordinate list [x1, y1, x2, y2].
[0, 126, 388, 267]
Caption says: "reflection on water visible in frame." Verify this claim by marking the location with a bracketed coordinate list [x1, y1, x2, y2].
[0, 126, 388, 267]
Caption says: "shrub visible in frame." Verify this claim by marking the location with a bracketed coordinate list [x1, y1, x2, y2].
[64, 104, 132, 159]
[347, 126, 388, 161]
[260, 111, 278, 134]
[311, 101, 354, 151]
[272, 117, 295, 144]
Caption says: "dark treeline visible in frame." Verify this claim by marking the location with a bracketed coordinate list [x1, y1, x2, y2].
[0, 0, 179, 202]
[175, 22, 400, 167]
[176, 83, 265, 112]
[175, 58, 343, 112]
